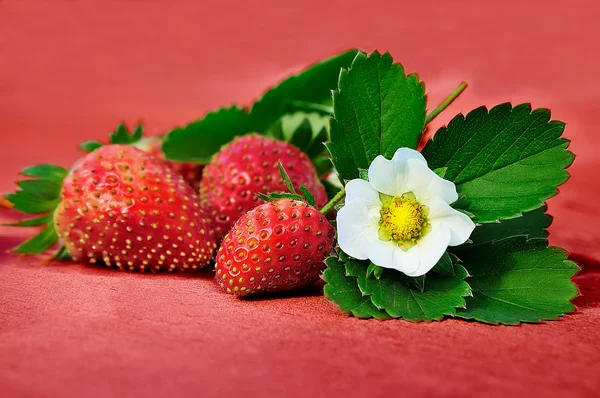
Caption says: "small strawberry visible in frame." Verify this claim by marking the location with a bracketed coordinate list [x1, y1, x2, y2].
[53, 145, 216, 271]
[200, 134, 327, 242]
[215, 198, 335, 296]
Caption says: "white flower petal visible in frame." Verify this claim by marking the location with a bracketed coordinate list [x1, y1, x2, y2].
[337, 200, 379, 260]
[362, 236, 397, 270]
[363, 236, 422, 276]
[391, 147, 427, 166]
[402, 224, 452, 277]
[390, 246, 421, 275]
[344, 179, 381, 210]
[405, 159, 459, 204]
[428, 197, 476, 246]
[368, 155, 402, 196]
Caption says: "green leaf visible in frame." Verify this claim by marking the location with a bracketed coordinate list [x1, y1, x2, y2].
[271, 112, 331, 157]
[109, 122, 143, 145]
[80, 141, 104, 152]
[162, 106, 251, 163]
[327, 51, 427, 183]
[468, 205, 551, 246]
[455, 237, 578, 325]
[421, 103, 574, 223]
[21, 164, 68, 184]
[299, 186, 315, 207]
[431, 251, 458, 276]
[2, 214, 53, 227]
[347, 260, 470, 321]
[12, 224, 59, 254]
[312, 157, 333, 177]
[248, 49, 359, 132]
[161, 51, 355, 163]
[323, 257, 391, 320]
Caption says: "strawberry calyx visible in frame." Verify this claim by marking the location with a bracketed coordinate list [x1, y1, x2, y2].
[255, 161, 317, 207]
[79, 122, 145, 153]
[2, 163, 70, 258]
[255, 160, 347, 217]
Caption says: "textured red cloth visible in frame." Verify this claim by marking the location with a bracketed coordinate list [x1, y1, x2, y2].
[1, 1, 599, 397]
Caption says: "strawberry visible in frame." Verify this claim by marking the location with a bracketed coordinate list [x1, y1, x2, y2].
[200, 134, 327, 242]
[215, 198, 335, 296]
[135, 138, 204, 191]
[53, 145, 216, 271]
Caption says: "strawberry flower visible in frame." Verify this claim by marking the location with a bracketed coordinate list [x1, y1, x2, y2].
[337, 148, 475, 277]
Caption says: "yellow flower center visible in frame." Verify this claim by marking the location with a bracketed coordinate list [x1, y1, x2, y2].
[378, 192, 430, 251]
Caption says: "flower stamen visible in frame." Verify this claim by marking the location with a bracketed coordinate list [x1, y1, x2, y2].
[378, 192, 430, 250]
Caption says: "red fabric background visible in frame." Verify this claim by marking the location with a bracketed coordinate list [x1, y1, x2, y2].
[1, 1, 599, 397]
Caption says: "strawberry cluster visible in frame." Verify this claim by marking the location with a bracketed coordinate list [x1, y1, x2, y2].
[7, 133, 335, 297]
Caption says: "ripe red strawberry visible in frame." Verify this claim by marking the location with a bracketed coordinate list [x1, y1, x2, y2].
[135, 138, 204, 191]
[53, 145, 216, 272]
[200, 134, 328, 242]
[215, 198, 335, 296]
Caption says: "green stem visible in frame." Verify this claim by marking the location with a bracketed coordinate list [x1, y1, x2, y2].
[319, 188, 346, 215]
[290, 100, 334, 115]
[425, 82, 468, 125]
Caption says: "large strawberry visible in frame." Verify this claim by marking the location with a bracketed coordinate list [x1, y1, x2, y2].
[54, 145, 216, 271]
[5, 145, 216, 271]
[200, 134, 328, 242]
[215, 198, 335, 296]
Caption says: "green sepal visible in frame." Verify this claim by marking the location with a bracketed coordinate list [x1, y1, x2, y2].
[358, 169, 369, 181]
[277, 161, 297, 194]
[2, 214, 53, 227]
[455, 236, 579, 325]
[403, 274, 426, 292]
[432, 167, 447, 178]
[11, 224, 59, 254]
[366, 263, 383, 279]
[256, 192, 304, 202]
[431, 251, 458, 276]
[51, 246, 72, 261]
[299, 186, 315, 207]
[4, 162, 68, 255]
[20, 164, 68, 184]
[323, 257, 392, 320]
[4, 191, 60, 214]
[110, 122, 143, 145]
[338, 249, 350, 263]
[80, 141, 104, 152]
[17, 180, 61, 201]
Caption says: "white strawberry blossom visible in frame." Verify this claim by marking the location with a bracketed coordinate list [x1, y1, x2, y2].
[337, 148, 475, 277]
